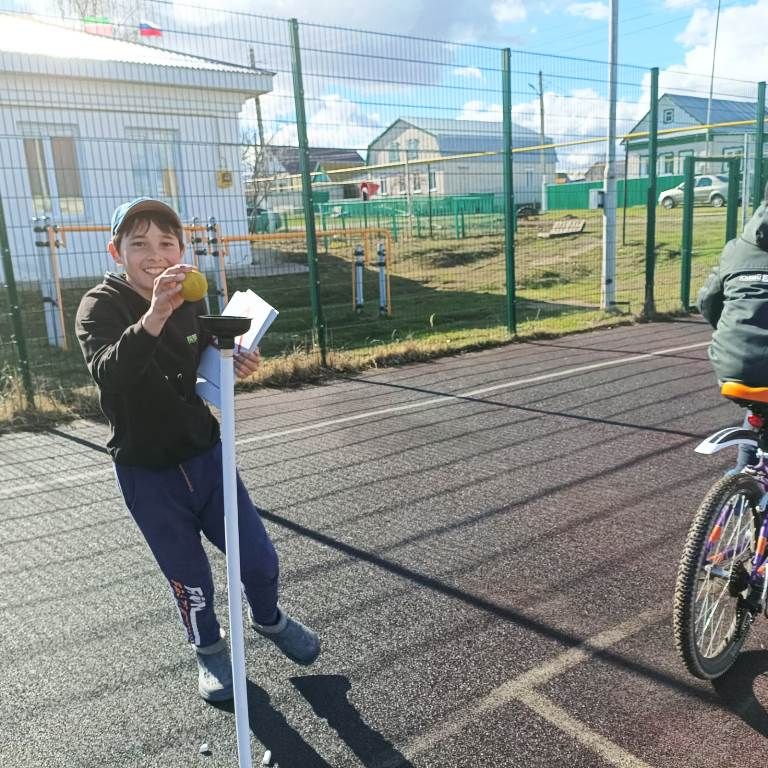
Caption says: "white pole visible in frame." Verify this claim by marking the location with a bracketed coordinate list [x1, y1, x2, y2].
[601, 0, 618, 310]
[742, 133, 750, 228]
[219, 346, 253, 768]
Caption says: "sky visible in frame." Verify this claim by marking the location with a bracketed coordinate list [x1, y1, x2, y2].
[4, 0, 768, 172]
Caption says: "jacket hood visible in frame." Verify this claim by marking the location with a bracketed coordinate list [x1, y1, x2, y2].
[103, 272, 150, 303]
[741, 202, 768, 251]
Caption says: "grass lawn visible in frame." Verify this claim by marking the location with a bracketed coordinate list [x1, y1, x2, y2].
[0, 203, 737, 425]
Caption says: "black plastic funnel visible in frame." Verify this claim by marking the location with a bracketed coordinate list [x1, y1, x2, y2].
[198, 315, 251, 350]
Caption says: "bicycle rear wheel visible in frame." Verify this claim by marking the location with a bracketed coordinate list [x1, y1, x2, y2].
[673, 474, 763, 679]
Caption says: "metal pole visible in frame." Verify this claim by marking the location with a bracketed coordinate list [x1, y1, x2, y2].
[502, 48, 516, 334]
[0, 195, 35, 410]
[742, 132, 750, 229]
[538, 70, 547, 213]
[621, 142, 629, 245]
[753, 81, 766, 212]
[643, 67, 659, 319]
[219, 344, 252, 768]
[601, 0, 618, 311]
[726, 156, 739, 242]
[704, 0, 722, 170]
[680, 154, 695, 310]
[289, 18, 326, 366]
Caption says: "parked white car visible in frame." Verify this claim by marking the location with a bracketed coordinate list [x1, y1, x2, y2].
[658, 174, 731, 209]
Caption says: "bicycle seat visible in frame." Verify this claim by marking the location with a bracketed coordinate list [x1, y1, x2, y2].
[721, 381, 768, 404]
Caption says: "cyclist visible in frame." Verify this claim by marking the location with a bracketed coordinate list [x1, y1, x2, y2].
[698, 183, 768, 472]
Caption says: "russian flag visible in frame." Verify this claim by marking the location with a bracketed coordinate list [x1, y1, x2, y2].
[139, 21, 162, 37]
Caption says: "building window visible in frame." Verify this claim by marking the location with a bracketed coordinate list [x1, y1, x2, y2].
[127, 128, 181, 213]
[398, 176, 406, 194]
[407, 138, 419, 160]
[722, 146, 743, 172]
[678, 149, 693, 174]
[662, 153, 674, 174]
[388, 142, 400, 163]
[23, 135, 85, 217]
[428, 170, 437, 191]
[662, 108, 674, 124]
[525, 170, 534, 187]
[379, 177, 388, 195]
[412, 173, 421, 192]
[639, 155, 648, 176]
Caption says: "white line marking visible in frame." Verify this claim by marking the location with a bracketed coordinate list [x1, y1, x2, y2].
[397, 607, 667, 766]
[0, 340, 708, 497]
[238, 340, 709, 445]
[515, 688, 655, 768]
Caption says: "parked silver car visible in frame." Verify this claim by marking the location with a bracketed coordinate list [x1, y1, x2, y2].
[657, 174, 730, 209]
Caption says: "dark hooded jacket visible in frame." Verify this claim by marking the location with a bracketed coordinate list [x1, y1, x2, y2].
[698, 202, 768, 385]
[75, 273, 219, 468]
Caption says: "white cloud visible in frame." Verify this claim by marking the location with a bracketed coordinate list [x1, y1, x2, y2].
[457, 100, 503, 121]
[663, 0, 768, 100]
[491, 0, 527, 23]
[270, 94, 382, 150]
[664, 0, 701, 8]
[453, 66, 483, 79]
[566, 2, 609, 21]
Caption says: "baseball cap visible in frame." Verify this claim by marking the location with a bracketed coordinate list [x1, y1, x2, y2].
[110, 197, 182, 237]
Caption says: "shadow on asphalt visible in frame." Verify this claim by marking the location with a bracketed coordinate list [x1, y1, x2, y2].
[209, 675, 411, 767]
[292, 674, 413, 768]
[210, 679, 334, 767]
[712, 649, 768, 737]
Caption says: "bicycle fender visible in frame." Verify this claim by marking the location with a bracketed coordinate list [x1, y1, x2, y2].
[695, 427, 759, 455]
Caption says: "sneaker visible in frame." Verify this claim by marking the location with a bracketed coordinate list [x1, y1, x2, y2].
[250, 607, 320, 666]
[196, 638, 233, 702]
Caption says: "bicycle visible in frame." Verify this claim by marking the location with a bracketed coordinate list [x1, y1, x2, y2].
[673, 381, 768, 679]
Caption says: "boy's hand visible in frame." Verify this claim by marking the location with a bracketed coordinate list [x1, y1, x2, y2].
[234, 348, 261, 380]
[141, 265, 196, 337]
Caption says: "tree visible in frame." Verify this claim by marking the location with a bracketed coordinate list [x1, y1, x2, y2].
[55, 0, 144, 40]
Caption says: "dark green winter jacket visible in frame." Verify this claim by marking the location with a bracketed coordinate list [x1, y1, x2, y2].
[698, 202, 768, 384]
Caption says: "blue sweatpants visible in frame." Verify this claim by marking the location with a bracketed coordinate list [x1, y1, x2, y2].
[114, 441, 279, 648]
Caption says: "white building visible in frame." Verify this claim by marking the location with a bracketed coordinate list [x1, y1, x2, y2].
[0, 13, 273, 345]
[624, 93, 767, 178]
[365, 117, 556, 207]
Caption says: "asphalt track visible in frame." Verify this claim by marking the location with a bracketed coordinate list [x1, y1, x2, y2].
[4, 317, 768, 768]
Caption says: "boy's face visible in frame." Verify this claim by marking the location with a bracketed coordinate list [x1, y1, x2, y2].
[108, 221, 183, 300]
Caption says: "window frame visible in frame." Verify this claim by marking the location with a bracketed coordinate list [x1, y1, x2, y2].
[19, 124, 87, 221]
[125, 127, 184, 216]
[662, 108, 674, 124]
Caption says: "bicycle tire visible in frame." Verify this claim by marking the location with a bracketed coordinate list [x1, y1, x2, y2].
[673, 474, 763, 680]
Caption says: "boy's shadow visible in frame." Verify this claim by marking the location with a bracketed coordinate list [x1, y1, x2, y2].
[291, 675, 413, 768]
[712, 649, 768, 736]
[211, 675, 412, 768]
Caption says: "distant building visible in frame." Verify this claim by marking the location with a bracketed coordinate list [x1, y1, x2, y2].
[250, 146, 365, 210]
[584, 160, 626, 182]
[365, 117, 557, 207]
[623, 93, 767, 178]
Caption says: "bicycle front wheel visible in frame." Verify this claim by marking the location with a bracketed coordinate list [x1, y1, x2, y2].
[673, 474, 763, 679]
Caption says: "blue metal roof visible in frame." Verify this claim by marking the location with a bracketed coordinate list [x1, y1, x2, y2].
[668, 94, 762, 126]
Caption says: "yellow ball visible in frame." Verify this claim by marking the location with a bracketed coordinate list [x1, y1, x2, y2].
[180, 270, 208, 302]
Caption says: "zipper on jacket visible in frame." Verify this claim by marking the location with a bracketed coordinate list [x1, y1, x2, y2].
[179, 464, 194, 493]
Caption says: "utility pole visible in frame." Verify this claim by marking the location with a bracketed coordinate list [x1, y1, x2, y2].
[704, 0, 722, 170]
[601, 0, 618, 310]
[538, 70, 547, 212]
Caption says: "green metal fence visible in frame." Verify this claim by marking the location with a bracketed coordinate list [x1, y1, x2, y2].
[0, 2, 767, 419]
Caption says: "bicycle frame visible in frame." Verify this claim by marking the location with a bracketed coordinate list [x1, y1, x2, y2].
[696, 425, 768, 610]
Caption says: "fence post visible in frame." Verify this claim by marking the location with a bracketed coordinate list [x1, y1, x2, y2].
[502, 47, 516, 335]
[0, 194, 35, 410]
[753, 81, 765, 212]
[680, 154, 695, 311]
[643, 67, 659, 319]
[726, 156, 739, 242]
[289, 17, 327, 366]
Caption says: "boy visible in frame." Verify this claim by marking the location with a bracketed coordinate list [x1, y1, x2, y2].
[75, 197, 319, 702]
[698, 185, 768, 472]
